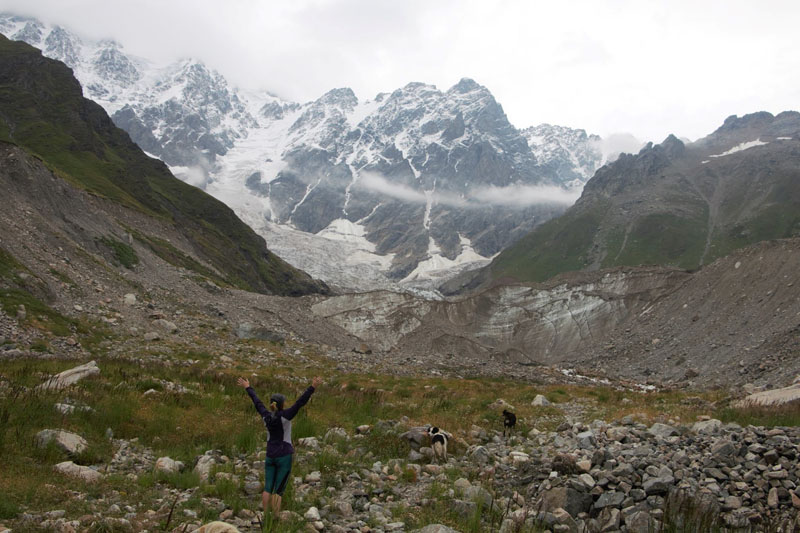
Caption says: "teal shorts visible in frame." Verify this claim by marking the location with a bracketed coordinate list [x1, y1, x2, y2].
[264, 454, 293, 495]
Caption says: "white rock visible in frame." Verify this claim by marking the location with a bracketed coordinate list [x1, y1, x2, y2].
[298, 437, 320, 449]
[737, 383, 800, 407]
[304, 506, 321, 521]
[36, 429, 88, 455]
[154, 456, 184, 474]
[54, 461, 102, 483]
[509, 451, 530, 464]
[532, 394, 551, 406]
[54, 403, 93, 415]
[324, 427, 348, 441]
[193, 522, 241, 533]
[194, 453, 219, 481]
[152, 319, 178, 333]
[578, 473, 596, 488]
[489, 398, 515, 411]
[413, 526, 460, 533]
[123, 293, 136, 306]
[39, 361, 100, 390]
[692, 419, 723, 435]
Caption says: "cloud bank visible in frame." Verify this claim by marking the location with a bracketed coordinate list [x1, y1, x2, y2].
[356, 172, 580, 208]
[4, 0, 798, 142]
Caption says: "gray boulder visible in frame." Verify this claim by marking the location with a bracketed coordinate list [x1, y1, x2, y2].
[54, 461, 102, 483]
[692, 419, 722, 435]
[594, 491, 626, 509]
[576, 430, 596, 449]
[470, 446, 491, 465]
[154, 456, 184, 474]
[153, 319, 177, 333]
[236, 323, 284, 342]
[648, 423, 679, 438]
[643, 476, 674, 495]
[412, 526, 461, 533]
[541, 487, 593, 517]
[36, 429, 88, 455]
[532, 394, 551, 406]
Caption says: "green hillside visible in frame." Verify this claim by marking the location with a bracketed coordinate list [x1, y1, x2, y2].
[0, 35, 327, 296]
[489, 121, 800, 283]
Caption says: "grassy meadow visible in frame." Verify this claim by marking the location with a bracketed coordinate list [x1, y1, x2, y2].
[2, 322, 797, 532]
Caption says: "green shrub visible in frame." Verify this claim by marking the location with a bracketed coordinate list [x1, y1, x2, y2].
[0, 493, 20, 519]
[362, 429, 409, 462]
[155, 469, 201, 490]
[98, 236, 138, 269]
[29, 339, 51, 353]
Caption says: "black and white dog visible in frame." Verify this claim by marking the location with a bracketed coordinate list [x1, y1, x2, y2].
[502, 409, 517, 437]
[426, 426, 452, 463]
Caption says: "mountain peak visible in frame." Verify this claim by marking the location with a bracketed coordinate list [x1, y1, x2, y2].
[717, 111, 775, 132]
[450, 77, 483, 93]
[43, 25, 81, 68]
[317, 87, 358, 108]
[660, 134, 685, 158]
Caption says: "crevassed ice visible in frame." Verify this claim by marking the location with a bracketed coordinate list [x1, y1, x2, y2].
[401, 234, 490, 283]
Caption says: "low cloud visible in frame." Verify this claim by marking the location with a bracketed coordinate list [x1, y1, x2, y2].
[356, 171, 579, 208]
[468, 184, 581, 206]
[170, 165, 210, 189]
[591, 133, 644, 163]
[357, 172, 433, 204]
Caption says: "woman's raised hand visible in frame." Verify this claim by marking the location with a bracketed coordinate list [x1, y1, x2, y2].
[312, 376, 322, 388]
[237, 377, 250, 388]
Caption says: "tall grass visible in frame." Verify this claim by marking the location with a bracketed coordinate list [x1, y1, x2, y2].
[716, 402, 800, 428]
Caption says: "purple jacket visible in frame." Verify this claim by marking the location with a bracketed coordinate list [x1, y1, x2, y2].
[246, 385, 315, 457]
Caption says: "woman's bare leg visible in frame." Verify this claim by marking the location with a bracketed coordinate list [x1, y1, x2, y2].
[271, 494, 283, 514]
[262, 491, 271, 514]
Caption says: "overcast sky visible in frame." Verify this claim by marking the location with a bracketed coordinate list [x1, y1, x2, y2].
[4, 0, 799, 142]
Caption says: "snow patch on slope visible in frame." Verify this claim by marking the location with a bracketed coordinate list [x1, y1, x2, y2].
[709, 139, 769, 158]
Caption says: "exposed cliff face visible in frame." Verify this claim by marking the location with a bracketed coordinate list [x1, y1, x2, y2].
[311, 268, 686, 362]
[311, 237, 800, 387]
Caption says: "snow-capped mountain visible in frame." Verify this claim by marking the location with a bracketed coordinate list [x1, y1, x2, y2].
[2, 14, 612, 290]
[522, 124, 604, 188]
[0, 15, 255, 172]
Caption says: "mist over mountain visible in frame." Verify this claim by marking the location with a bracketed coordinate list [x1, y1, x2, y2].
[1, 14, 640, 290]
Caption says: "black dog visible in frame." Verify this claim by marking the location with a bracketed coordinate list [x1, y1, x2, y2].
[502, 409, 517, 437]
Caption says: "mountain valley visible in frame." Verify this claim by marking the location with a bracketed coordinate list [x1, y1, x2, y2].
[0, 13, 799, 533]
